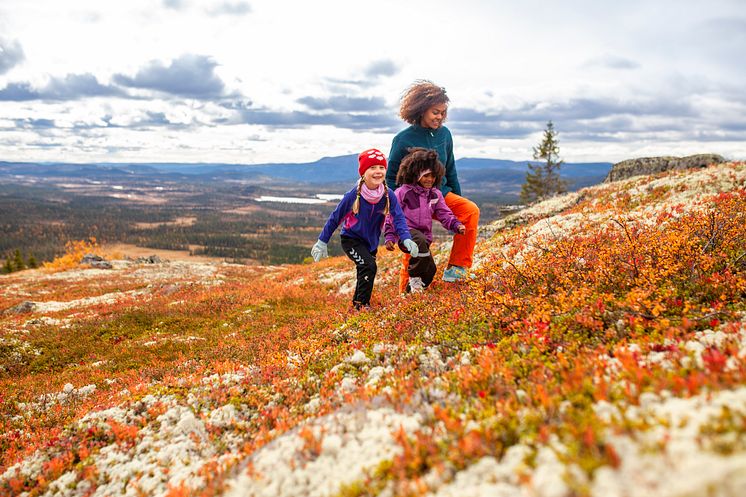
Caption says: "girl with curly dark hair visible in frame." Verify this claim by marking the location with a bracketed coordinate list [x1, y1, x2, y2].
[384, 147, 464, 292]
[386, 80, 480, 287]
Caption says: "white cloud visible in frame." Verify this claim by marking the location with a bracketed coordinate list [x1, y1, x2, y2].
[163, 0, 188, 10]
[0, 38, 25, 74]
[205, 1, 252, 16]
[112, 54, 226, 98]
[581, 54, 640, 70]
[0, 0, 744, 163]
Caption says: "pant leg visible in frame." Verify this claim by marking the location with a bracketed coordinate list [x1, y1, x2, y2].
[399, 229, 437, 288]
[398, 253, 411, 293]
[341, 236, 378, 307]
[444, 192, 480, 268]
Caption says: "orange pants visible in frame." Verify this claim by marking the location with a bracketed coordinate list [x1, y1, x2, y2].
[444, 192, 480, 268]
[398, 192, 480, 292]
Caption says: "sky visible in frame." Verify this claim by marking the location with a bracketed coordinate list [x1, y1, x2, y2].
[1, 0, 745, 165]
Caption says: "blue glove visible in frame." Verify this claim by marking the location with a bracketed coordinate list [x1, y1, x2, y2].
[402, 238, 419, 258]
[311, 240, 328, 262]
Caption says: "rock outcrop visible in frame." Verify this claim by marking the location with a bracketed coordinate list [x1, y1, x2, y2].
[604, 153, 726, 183]
[80, 253, 113, 269]
[5, 301, 37, 314]
[135, 255, 163, 264]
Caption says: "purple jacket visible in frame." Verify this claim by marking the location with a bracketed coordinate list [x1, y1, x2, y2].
[384, 184, 464, 244]
[319, 185, 412, 253]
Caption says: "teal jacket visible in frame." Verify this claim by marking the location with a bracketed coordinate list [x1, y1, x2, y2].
[386, 124, 461, 196]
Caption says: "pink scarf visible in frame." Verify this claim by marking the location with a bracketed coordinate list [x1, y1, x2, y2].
[360, 182, 384, 204]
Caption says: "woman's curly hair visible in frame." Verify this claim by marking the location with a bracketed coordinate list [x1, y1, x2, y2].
[396, 147, 445, 187]
[399, 80, 449, 125]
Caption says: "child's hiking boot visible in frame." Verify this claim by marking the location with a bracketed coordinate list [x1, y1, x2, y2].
[353, 301, 371, 311]
[409, 276, 425, 293]
[442, 265, 467, 282]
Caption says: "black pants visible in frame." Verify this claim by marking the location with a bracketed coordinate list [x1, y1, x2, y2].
[341, 236, 377, 308]
[398, 229, 437, 288]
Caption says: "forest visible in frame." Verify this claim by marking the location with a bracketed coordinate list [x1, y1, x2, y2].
[0, 180, 510, 270]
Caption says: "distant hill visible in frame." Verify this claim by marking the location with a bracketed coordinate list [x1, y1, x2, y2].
[124, 155, 612, 191]
[455, 158, 612, 196]
[0, 156, 612, 199]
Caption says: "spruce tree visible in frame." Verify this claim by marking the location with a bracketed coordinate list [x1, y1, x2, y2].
[2, 257, 12, 274]
[12, 249, 25, 272]
[520, 121, 568, 204]
[27, 254, 38, 268]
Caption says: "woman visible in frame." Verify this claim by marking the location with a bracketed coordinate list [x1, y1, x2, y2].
[387, 80, 480, 284]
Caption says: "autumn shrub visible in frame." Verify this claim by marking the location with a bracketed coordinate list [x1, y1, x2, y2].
[42, 237, 103, 272]
[472, 190, 746, 347]
[362, 186, 746, 489]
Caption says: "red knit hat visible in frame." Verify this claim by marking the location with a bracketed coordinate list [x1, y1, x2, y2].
[358, 148, 387, 176]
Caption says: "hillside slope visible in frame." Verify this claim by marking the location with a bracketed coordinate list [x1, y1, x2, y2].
[1, 161, 745, 497]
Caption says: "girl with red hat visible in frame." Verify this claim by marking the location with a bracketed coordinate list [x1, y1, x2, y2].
[312, 149, 419, 310]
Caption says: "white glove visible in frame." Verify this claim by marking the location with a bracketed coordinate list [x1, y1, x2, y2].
[402, 238, 419, 258]
[311, 240, 328, 262]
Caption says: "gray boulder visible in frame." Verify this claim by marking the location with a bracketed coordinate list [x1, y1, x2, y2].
[80, 253, 113, 269]
[604, 154, 726, 183]
[136, 255, 163, 264]
[6, 301, 37, 314]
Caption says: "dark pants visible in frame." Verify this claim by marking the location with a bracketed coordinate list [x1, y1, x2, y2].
[341, 236, 378, 308]
[398, 229, 436, 288]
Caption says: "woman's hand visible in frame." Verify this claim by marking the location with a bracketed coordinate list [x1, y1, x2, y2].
[385, 241, 396, 251]
[457, 225, 466, 235]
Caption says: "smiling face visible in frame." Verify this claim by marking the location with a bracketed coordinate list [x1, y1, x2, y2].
[420, 103, 447, 130]
[418, 171, 435, 189]
[363, 164, 386, 189]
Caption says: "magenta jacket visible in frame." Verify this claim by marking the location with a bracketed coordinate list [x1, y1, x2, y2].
[384, 184, 464, 244]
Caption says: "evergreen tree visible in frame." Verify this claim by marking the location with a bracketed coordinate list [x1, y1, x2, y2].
[2, 257, 12, 274]
[12, 249, 25, 272]
[520, 121, 568, 204]
[27, 254, 38, 268]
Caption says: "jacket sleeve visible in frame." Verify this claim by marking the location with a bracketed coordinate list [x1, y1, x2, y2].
[386, 134, 407, 192]
[388, 190, 412, 242]
[318, 190, 355, 243]
[383, 214, 396, 243]
[385, 187, 406, 243]
[432, 190, 464, 232]
[441, 129, 461, 196]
